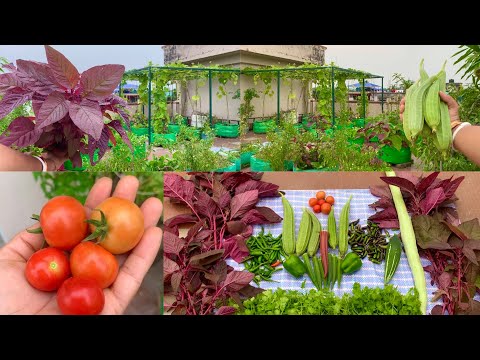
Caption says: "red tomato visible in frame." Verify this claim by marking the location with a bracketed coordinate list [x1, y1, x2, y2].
[308, 198, 318, 207]
[70, 242, 119, 288]
[317, 199, 326, 207]
[40, 196, 88, 251]
[25, 248, 70, 291]
[57, 277, 105, 315]
[321, 203, 332, 215]
[325, 196, 335, 205]
[316, 191, 326, 200]
[89, 197, 144, 255]
[313, 204, 322, 213]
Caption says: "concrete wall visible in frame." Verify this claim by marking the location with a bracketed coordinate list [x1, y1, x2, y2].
[240, 75, 309, 120]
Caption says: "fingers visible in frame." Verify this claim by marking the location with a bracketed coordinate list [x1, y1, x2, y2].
[109, 226, 162, 311]
[141, 197, 163, 229]
[399, 97, 405, 120]
[84, 177, 113, 217]
[112, 175, 139, 202]
[2, 225, 45, 262]
[439, 91, 459, 109]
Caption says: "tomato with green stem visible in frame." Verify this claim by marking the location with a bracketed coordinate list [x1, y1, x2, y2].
[57, 277, 105, 315]
[35, 196, 88, 251]
[70, 242, 119, 288]
[25, 247, 70, 291]
[86, 197, 144, 255]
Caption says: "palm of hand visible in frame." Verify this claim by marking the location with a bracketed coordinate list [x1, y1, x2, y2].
[0, 176, 162, 315]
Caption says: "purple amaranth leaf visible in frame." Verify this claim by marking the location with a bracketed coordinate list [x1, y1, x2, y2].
[44, 45, 80, 89]
[380, 176, 416, 196]
[170, 272, 183, 294]
[216, 306, 236, 315]
[0, 88, 32, 119]
[242, 207, 283, 225]
[223, 235, 250, 263]
[212, 179, 231, 209]
[443, 176, 465, 199]
[15, 60, 60, 95]
[80, 64, 125, 100]
[108, 119, 132, 151]
[184, 220, 205, 242]
[163, 214, 198, 228]
[230, 190, 259, 220]
[223, 270, 254, 292]
[69, 99, 104, 140]
[115, 106, 131, 129]
[163, 231, 185, 255]
[420, 187, 446, 214]
[369, 185, 392, 199]
[70, 151, 82, 168]
[0, 73, 25, 94]
[235, 179, 280, 198]
[189, 249, 225, 270]
[195, 192, 219, 219]
[164, 174, 195, 208]
[0, 117, 41, 147]
[416, 172, 440, 195]
[226, 221, 247, 235]
[36, 91, 69, 129]
[163, 256, 180, 279]
[368, 197, 394, 209]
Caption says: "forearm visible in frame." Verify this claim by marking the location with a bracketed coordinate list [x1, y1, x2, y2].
[453, 125, 480, 166]
[0, 144, 43, 171]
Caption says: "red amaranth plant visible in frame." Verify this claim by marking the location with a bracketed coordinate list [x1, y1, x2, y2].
[163, 172, 282, 315]
[0, 45, 131, 166]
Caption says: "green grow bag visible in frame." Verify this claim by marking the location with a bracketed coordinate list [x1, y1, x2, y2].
[349, 137, 365, 146]
[215, 123, 239, 138]
[250, 156, 294, 171]
[240, 151, 254, 166]
[152, 133, 176, 146]
[250, 156, 272, 171]
[131, 127, 149, 136]
[253, 119, 275, 134]
[293, 123, 304, 132]
[215, 162, 237, 172]
[168, 124, 180, 134]
[379, 145, 412, 164]
[353, 118, 365, 128]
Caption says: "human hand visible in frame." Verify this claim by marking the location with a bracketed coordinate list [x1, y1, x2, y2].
[42, 149, 68, 171]
[0, 175, 163, 315]
[399, 91, 461, 124]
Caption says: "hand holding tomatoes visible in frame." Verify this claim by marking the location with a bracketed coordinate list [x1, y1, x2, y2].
[0, 175, 163, 315]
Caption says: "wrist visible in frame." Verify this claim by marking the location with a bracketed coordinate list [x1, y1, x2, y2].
[452, 122, 472, 151]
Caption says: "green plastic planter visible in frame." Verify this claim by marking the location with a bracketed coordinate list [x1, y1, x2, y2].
[293, 123, 304, 132]
[379, 145, 412, 164]
[253, 119, 275, 134]
[215, 123, 239, 138]
[215, 162, 237, 172]
[240, 151, 254, 166]
[250, 156, 272, 171]
[168, 124, 180, 134]
[131, 127, 149, 136]
[250, 156, 294, 171]
[353, 118, 365, 128]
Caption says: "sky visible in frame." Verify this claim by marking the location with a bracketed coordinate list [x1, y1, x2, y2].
[0, 45, 466, 86]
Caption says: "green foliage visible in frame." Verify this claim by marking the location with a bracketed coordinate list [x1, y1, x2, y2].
[238, 88, 260, 136]
[84, 133, 151, 172]
[448, 83, 480, 125]
[32, 172, 163, 208]
[318, 127, 389, 171]
[453, 45, 480, 85]
[132, 112, 148, 128]
[237, 282, 421, 315]
[392, 73, 414, 91]
[164, 125, 230, 171]
[356, 77, 370, 118]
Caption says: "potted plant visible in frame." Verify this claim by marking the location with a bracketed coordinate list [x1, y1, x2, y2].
[240, 140, 262, 168]
[168, 113, 188, 134]
[354, 112, 412, 165]
[252, 73, 275, 134]
[237, 88, 259, 136]
[215, 74, 240, 138]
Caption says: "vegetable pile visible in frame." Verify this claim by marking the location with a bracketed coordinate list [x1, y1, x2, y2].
[25, 194, 144, 315]
[0, 45, 131, 167]
[243, 229, 284, 285]
[348, 220, 388, 264]
[237, 282, 422, 315]
[163, 172, 283, 315]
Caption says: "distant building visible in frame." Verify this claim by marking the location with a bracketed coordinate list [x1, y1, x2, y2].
[161, 45, 326, 120]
